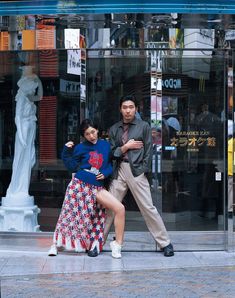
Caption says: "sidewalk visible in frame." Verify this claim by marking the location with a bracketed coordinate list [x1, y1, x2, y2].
[0, 230, 235, 276]
[0, 233, 235, 298]
[0, 249, 235, 276]
[0, 232, 235, 297]
[1, 249, 235, 298]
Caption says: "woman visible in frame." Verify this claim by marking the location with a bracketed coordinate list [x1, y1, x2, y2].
[48, 119, 125, 258]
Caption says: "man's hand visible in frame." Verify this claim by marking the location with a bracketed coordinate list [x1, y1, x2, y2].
[122, 139, 144, 152]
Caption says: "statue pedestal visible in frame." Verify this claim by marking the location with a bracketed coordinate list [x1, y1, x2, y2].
[0, 196, 40, 232]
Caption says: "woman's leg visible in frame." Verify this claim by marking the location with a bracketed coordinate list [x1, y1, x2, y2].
[96, 189, 125, 245]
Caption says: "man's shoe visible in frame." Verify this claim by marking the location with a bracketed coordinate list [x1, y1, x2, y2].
[87, 241, 100, 257]
[48, 244, 58, 256]
[110, 240, 122, 259]
[162, 243, 174, 257]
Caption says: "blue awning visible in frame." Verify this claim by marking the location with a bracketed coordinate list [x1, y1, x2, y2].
[1, 0, 235, 16]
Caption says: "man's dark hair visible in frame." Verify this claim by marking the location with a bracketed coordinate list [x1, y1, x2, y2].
[79, 119, 99, 137]
[119, 95, 138, 108]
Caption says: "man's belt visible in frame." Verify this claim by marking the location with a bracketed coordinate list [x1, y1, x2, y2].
[121, 159, 129, 163]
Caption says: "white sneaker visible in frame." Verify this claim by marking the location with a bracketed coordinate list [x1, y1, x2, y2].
[48, 244, 58, 256]
[110, 240, 122, 259]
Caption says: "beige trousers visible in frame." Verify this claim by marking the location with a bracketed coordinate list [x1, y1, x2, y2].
[104, 162, 170, 248]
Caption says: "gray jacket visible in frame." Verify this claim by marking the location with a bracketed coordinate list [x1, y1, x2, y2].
[109, 117, 152, 177]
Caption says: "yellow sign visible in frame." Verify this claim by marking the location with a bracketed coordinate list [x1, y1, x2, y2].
[170, 131, 216, 152]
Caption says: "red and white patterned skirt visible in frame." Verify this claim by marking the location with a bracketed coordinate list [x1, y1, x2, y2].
[53, 177, 106, 252]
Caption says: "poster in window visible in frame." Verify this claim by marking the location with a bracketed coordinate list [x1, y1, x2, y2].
[67, 49, 81, 76]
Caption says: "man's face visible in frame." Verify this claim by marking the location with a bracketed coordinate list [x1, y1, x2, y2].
[120, 100, 137, 123]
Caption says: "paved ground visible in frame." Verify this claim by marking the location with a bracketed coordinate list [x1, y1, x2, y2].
[0, 250, 235, 297]
[1, 266, 235, 298]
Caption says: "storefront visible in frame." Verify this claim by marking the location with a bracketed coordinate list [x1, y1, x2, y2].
[0, 0, 234, 251]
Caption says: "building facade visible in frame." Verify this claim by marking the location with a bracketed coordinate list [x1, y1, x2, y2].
[0, 0, 235, 251]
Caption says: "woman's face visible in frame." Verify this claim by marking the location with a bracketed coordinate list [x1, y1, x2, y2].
[84, 126, 99, 144]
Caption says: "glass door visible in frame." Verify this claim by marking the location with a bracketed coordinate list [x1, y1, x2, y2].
[86, 48, 228, 250]
[157, 48, 228, 249]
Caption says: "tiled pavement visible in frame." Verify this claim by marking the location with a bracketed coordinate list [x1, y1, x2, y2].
[0, 231, 235, 297]
[2, 266, 235, 298]
[0, 249, 235, 297]
[0, 249, 235, 276]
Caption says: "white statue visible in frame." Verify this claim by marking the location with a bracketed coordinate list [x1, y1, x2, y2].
[5, 65, 43, 203]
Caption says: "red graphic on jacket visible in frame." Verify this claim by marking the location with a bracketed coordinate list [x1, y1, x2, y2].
[88, 151, 103, 170]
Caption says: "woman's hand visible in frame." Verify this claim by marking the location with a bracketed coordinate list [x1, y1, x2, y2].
[96, 172, 105, 180]
[65, 141, 74, 148]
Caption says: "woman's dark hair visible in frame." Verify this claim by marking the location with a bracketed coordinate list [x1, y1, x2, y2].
[79, 119, 99, 137]
[119, 95, 138, 108]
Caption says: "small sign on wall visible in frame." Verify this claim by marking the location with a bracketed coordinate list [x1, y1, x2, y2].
[215, 172, 222, 181]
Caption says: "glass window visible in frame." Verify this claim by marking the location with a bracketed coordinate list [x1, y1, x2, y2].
[0, 16, 228, 238]
[0, 49, 81, 231]
[86, 48, 227, 232]
[161, 51, 225, 231]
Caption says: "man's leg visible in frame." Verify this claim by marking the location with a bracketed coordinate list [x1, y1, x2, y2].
[122, 163, 170, 248]
[103, 172, 128, 242]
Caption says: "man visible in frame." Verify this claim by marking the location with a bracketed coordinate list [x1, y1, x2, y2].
[104, 95, 174, 257]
